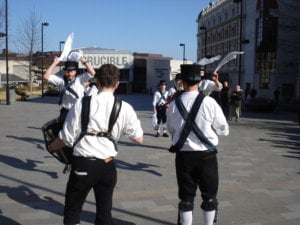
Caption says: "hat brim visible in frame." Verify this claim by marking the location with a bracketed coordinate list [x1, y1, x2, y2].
[181, 75, 202, 81]
[63, 67, 77, 71]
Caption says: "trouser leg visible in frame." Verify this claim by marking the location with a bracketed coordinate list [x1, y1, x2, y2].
[156, 106, 163, 131]
[93, 160, 117, 225]
[178, 201, 193, 225]
[175, 153, 197, 225]
[199, 153, 219, 225]
[63, 165, 91, 225]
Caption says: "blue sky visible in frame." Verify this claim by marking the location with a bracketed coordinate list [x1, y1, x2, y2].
[6, 0, 212, 62]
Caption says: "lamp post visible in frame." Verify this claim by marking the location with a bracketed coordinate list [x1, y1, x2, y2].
[233, 0, 243, 85]
[59, 41, 65, 73]
[200, 26, 207, 76]
[41, 22, 49, 98]
[4, 0, 9, 104]
[179, 43, 186, 64]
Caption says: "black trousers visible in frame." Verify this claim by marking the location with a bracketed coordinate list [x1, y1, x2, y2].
[64, 157, 117, 225]
[175, 151, 218, 210]
[156, 105, 167, 124]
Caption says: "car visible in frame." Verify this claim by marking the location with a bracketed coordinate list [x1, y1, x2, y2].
[43, 88, 60, 96]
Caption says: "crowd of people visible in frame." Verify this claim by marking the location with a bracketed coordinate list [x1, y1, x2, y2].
[43, 52, 232, 225]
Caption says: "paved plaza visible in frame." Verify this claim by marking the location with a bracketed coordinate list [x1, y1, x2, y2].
[0, 94, 299, 225]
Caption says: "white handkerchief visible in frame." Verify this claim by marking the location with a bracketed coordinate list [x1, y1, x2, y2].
[67, 50, 83, 62]
[58, 32, 74, 62]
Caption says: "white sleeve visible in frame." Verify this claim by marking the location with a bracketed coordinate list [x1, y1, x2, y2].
[202, 80, 221, 96]
[48, 75, 64, 86]
[121, 103, 144, 139]
[152, 92, 159, 106]
[78, 72, 92, 85]
[58, 99, 82, 147]
[211, 100, 229, 136]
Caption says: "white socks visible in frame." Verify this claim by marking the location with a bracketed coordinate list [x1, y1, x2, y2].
[179, 210, 193, 225]
[179, 210, 216, 225]
[203, 210, 216, 225]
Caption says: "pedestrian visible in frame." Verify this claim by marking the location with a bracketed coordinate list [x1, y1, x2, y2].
[274, 87, 280, 105]
[43, 54, 96, 127]
[250, 88, 257, 99]
[230, 85, 243, 122]
[48, 64, 144, 225]
[152, 79, 169, 137]
[166, 64, 229, 225]
[220, 81, 231, 120]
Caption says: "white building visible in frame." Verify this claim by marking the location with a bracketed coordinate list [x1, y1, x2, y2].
[0, 47, 182, 94]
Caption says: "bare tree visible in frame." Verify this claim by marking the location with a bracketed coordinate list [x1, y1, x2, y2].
[16, 8, 41, 91]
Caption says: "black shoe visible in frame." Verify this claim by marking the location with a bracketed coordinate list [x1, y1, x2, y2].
[155, 132, 160, 137]
[162, 132, 169, 137]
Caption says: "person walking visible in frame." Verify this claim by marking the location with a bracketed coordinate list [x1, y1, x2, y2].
[43, 54, 96, 126]
[274, 87, 280, 105]
[48, 64, 143, 225]
[166, 64, 229, 225]
[220, 81, 231, 120]
[230, 85, 243, 122]
[152, 80, 169, 137]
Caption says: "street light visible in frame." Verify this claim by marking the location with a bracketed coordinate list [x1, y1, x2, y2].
[59, 41, 65, 73]
[0, 31, 9, 104]
[41, 22, 49, 98]
[59, 41, 65, 53]
[233, 0, 243, 85]
[179, 43, 186, 64]
[4, 0, 9, 105]
[200, 26, 207, 76]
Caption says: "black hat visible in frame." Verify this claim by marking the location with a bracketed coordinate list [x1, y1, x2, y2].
[63, 61, 78, 71]
[180, 64, 202, 81]
[159, 80, 167, 85]
[175, 73, 182, 80]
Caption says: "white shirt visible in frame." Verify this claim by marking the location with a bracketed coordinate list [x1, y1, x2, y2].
[199, 79, 222, 96]
[85, 84, 99, 96]
[152, 90, 169, 106]
[168, 87, 177, 97]
[59, 92, 143, 159]
[167, 91, 229, 151]
[48, 72, 92, 109]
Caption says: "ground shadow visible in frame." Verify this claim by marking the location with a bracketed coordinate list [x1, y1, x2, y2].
[119, 139, 169, 151]
[115, 159, 162, 176]
[0, 154, 58, 179]
[6, 134, 44, 151]
[0, 215, 22, 225]
[0, 184, 172, 225]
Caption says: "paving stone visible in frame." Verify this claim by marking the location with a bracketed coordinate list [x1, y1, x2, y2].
[0, 95, 299, 225]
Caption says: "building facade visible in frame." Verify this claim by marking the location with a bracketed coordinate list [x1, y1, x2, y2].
[0, 47, 176, 94]
[197, 0, 300, 100]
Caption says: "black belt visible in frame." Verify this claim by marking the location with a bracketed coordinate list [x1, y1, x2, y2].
[73, 156, 114, 163]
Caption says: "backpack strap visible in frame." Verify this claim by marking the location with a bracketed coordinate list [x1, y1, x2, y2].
[75, 96, 122, 151]
[169, 93, 216, 153]
[58, 78, 79, 105]
[108, 97, 122, 133]
[157, 90, 167, 106]
[81, 95, 92, 132]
